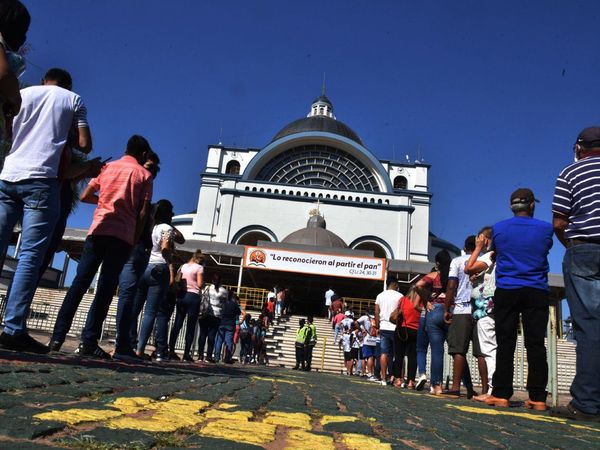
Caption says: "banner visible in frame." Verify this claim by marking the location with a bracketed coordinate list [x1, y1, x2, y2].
[243, 246, 386, 281]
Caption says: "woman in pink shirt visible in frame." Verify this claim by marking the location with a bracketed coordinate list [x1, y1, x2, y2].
[168, 250, 204, 361]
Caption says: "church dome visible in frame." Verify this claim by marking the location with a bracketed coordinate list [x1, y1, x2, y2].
[271, 94, 363, 145]
[282, 214, 348, 249]
[272, 116, 363, 145]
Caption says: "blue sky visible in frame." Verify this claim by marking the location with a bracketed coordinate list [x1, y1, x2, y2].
[19, 0, 600, 280]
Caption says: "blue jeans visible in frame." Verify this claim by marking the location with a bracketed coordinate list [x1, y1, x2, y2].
[426, 303, 448, 386]
[563, 244, 600, 414]
[115, 243, 149, 352]
[0, 179, 59, 335]
[214, 323, 235, 362]
[416, 315, 429, 376]
[52, 235, 131, 345]
[169, 291, 200, 355]
[198, 315, 219, 360]
[135, 263, 170, 354]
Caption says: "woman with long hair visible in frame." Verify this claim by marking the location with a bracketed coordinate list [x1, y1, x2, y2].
[421, 249, 452, 394]
[168, 250, 204, 362]
[134, 199, 176, 361]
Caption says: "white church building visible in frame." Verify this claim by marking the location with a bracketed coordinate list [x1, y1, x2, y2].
[174, 94, 456, 265]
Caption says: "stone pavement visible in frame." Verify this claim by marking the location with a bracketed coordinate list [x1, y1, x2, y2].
[0, 348, 598, 449]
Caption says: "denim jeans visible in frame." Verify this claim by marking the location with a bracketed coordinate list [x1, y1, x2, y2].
[197, 315, 220, 360]
[135, 263, 170, 354]
[214, 323, 235, 362]
[0, 179, 59, 335]
[240, 336, 252, 363]
[169, 291, 201, 355]
[416, 315, 429, 376]
[155, 290, 176, 355]
[491, 287, 549, 402]
[563, 244, 600, 414]
[52, 235, 131, 345]
[426, 303, 448, 386]
[115, 243, 149, 352]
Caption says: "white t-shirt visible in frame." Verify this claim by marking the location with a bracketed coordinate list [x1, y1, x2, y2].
[375, 289, 403, 331]
[471, 252, 496, 300]
[325, 289, 334, 306]
[449, 254, 473, 315]
[148, 223, 173, 264]
[1, 85, 88, 182]
[340, 333, 352, 352]
[208, 284, 228, 318]
[357, 315, 377, 346]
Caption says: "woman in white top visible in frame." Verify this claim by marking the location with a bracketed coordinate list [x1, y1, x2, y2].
[168, 250, 204, 361]
[135, 200, 177, 360]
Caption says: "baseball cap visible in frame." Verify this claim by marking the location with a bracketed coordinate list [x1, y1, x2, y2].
[344, 311, 352, 317]
[575, 127, 600, 148]
[510, 188, 539, 205]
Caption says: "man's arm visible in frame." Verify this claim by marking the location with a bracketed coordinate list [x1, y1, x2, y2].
[553, 213, 569, 248]
[444, 279, 457, 324]
[374, 303, 380, 329]
[80, 183, 99, 204]
[465, 234, 489, 275]
[134, 200, 151, 245]
[76, 127, 92, 153]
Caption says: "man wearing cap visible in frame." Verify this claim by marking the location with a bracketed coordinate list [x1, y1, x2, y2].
[550, 127, 600, 422]
[485, 188, 553, 410]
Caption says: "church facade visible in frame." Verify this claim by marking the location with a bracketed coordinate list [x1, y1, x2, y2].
[174, 95, 451, 263]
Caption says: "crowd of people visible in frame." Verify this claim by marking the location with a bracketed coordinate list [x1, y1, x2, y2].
[0, 0, 598, 425]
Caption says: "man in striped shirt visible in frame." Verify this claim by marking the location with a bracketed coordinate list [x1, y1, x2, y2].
[551, 127, 600, 423]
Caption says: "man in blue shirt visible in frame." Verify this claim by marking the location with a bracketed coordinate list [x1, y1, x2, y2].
[485, 188, 553, 411]
[551, 127, 600, 422]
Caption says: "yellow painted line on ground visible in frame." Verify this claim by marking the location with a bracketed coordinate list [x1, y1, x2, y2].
[264, 411, 312, 429]
[112, 396, 153, 414]
[320, 415, 359, 426]
[107, 398, 210, 432]
[251, 375, 303, 385]
[286, 429, 335, 449]
[203, 409, 252, 421]
[34, 408, 123, 425]
[341, 432, 392, 450]
[217, 402, 238, 409]
[446, 403, 565, 423]
[200, 418, 277, 445]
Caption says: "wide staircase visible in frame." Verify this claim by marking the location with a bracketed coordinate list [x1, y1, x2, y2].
[266, 315, 345, 373]
[264, 314, 578, 393]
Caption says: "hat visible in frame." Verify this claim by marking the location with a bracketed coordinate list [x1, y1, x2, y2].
[510, 188, 539, 205]
[576, 127, 600, 148]
[344, 311, 352, 317]
[331, 294, 340, 301]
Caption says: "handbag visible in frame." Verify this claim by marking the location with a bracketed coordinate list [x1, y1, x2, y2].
[391, 297, 409, 341]
[174, 267, 187, 299]
[198, 285, 211, 319]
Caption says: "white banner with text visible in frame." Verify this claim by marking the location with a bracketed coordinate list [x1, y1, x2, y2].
[243, 246, 386, 280]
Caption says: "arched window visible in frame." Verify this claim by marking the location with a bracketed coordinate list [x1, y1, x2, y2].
[393, 176, 408, 190]
[266, 188, 272, 193]
[325, 194, 331, 199]
[341, 195, 345, 201]
[259, 188, 265, 193]
[333, 195, 338, 200]
[225, 160, 241, 175]
[252, 187, 257, 192]
[274, 189, 279, 194]
[377, 199, 382, 204]
[281, 190, 286, 195]
[245, 187, 249, 191]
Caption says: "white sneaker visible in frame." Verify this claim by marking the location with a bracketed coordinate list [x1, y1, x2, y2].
[380, 380, 387, 386]
[368, 375, 379, 382]
[416, 374, 427, 391]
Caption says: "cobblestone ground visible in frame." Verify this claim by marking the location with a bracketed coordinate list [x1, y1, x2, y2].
[0, 348, 598, 449]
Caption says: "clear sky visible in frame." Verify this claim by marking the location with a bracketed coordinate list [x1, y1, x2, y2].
[19, 0, 600, 278]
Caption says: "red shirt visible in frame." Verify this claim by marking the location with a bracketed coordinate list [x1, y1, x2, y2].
[87, 155, 153, 246]
[399, 296, 420, 330]
[333, 313, 345, 326]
